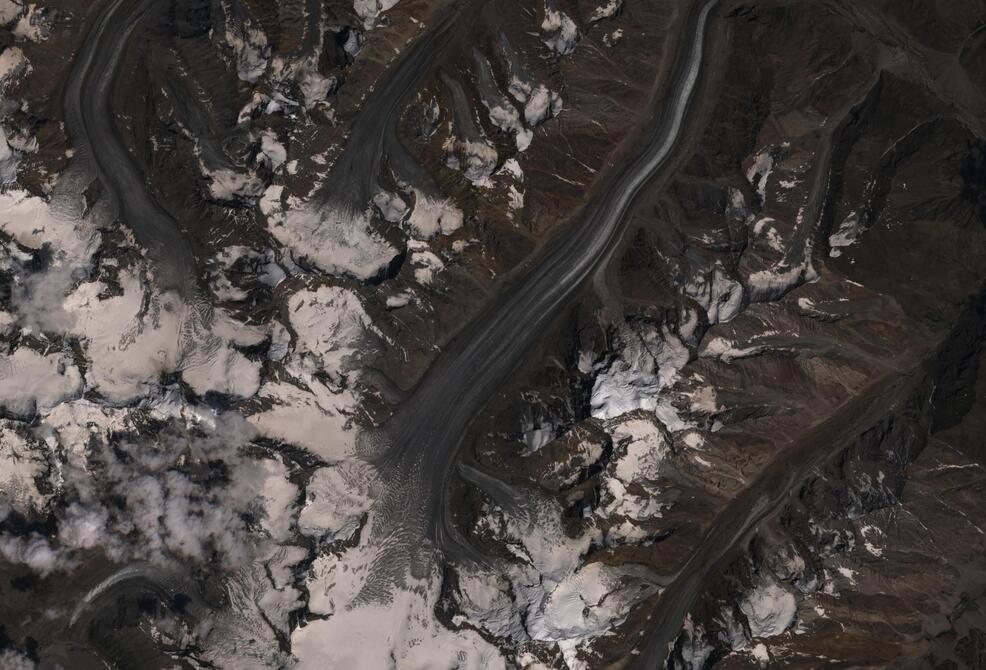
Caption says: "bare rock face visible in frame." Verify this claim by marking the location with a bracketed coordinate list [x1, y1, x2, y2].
[525, 420, 612, 491]
[1, 0, 985, 668]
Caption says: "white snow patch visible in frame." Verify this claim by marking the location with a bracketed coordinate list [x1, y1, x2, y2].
[0, 46, 29, 90]
[699, 336, 768, 363]
[683, 266, 744, 324]
[248, 379, 358, 463]
[353, 0, 399, 29]
[542, 7, 579, 55]
[750, 642, 770, 666]
[288, 285, 378, 379]
[837, 566, 857, 585]
[225, 23, 270, 83]
[256, 459, 299, 543]
[602, 29, 623, 47]
[372, 190, 408, 223]
[746, 148, 775, 202]
[297, 536, 505, 669]
[0, 649, 34, 670]
[268, 203, 398, 281]
[246, 286, 376, 460]
[386, 291, 413, 309]
[202, 165, 265, 202]
[745, 252, 819, 303]
[407, 239, 445, 285]
[0, 124, 36, 184]
[683, 431, 704, 449]
[740, 581, 797, 638]
[589, 0, 622, 22]
[63, 276, 172, 402]
[609, 417, 667, 484]
[0, 347, 82, 417]
[0, 1, 22, 24]
[593, 418, 670, 543]
[522, 84, 563, 126]
[528, 562, 642, 640]
[0, 421, 49, 512]
[445, 136, 498, 184]
[299, 462, 375, 542]
[12, 4, 49, 42]
[860, 524, 884, 557]
[590, 325, 690, 425]
[751, 217, 785, 253]
[678, 615, 715, 669]
[181, 341, 261, 399]
[455, 569, 528, 640]
[0, 189, 97, 268]
[829, 211, 862, 257]
[258, 132, 287, 173]
[405, 188, 463, 239]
